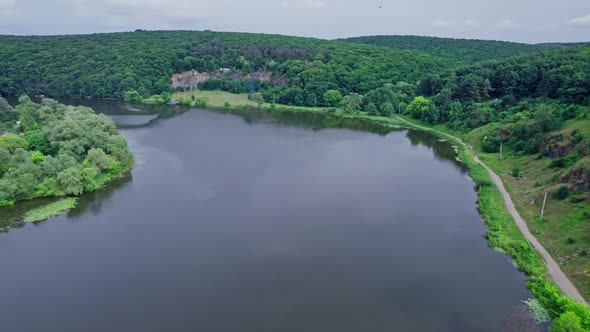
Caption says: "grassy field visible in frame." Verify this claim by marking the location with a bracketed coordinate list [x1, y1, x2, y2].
[171, 89, 327, 112]
[24, 197, 78, 222]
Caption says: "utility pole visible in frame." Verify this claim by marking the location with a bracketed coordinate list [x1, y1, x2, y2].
[540, 192, 548, 219]
[500, 141, 503, 160]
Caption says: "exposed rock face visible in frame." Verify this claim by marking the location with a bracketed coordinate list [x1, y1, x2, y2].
[538, 132, 587, 159]
[171, 70, 287, 89]
[561, 158, 590, 191]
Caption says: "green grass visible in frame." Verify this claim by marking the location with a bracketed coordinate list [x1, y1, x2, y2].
[171, 89, 327, 112]
[24, 197, 78, 222]
[173, 90, 257, 107]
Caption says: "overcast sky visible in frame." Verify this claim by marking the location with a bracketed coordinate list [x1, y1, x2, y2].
[0, 0, 589, 43]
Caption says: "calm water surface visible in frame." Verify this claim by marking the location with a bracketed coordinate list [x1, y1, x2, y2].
[0, 100, 529, 331]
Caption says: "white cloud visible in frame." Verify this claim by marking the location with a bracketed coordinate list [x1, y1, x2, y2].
[567, 13, 590, 26]
[464, 19, 480, 27]
[433, 19, 457, 28]
[493, 19, 516, 30]
[280, 0, 326, 9]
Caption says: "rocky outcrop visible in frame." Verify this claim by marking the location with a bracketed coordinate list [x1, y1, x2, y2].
[171, 70, 287, 89]
[560, 157, 590, 191]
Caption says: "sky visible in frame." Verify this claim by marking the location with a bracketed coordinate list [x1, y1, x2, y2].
[0, 0, 589, 43]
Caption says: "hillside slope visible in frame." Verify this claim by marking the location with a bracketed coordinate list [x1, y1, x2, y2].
[341, 35, 554, 62]
[0, 30, 458, 105]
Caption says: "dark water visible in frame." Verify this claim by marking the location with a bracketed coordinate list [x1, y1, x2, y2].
[0, 100, 530, 331]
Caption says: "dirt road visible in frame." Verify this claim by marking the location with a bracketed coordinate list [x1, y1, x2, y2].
[395, 116, 588, 305]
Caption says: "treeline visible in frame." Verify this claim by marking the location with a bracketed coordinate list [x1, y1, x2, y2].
[419, 47, 590, 108]
[0, 97, 131, 207]
[1, 30, 459, 103]
[341, 35, 555, 63]
[400, 46, 590, 161]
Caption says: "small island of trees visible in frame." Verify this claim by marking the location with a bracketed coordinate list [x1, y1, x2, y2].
[0, 96, 132, 208]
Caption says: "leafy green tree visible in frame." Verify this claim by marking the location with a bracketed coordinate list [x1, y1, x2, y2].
[366, 102, 378, 115]
[0, 148, 11, 176]
[26, 130, 56, 156]
[36, 178, 61, 196]
[123, 89, 143, 103]
[13, 173, 37, 200]
[58, 167, 84, 196]
[40, 155, 63, 178]
[250, 93, 265, 110]
[11, 148, 31, 165]
[30, 151, 45, 164]
[381, 102, 394, 117]
[323, 90, 343, 107]
[16, 101, 40, 132]
[86, 148, 113, 171]
[407, 96, 433, 120]
[0, 177, 17, 203]
[344, 93, 362, 113]
[0, 97, 12, 112]
[106, 135, 129, 162]
[550, 312, 584, 332]
[82, 166, 100, 190]
[0, 133, 28, 152]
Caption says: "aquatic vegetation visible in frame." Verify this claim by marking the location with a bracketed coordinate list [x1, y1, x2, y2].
[24, 197, 78, 222]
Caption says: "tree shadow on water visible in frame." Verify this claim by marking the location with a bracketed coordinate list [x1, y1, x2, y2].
[66, 175, 133, 220]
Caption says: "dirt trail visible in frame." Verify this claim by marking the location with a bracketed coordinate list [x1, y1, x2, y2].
[395, 116, 588, 305]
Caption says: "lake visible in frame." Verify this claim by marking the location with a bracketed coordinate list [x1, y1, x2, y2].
[0, 100, 530, 331]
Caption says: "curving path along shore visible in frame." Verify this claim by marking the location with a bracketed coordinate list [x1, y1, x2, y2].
[394, 116, 588, 305]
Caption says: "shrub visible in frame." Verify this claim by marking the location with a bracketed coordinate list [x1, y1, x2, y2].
[194, 97, 208, 108]
[550, 312, 584, 332]
[554, 185, 569, 200]
[512, 168, 521, 177]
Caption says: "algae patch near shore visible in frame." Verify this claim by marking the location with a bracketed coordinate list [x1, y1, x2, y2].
[24, 197, 79, 223]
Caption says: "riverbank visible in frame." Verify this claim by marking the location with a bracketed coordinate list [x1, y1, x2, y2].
[0, 159, 132, 232]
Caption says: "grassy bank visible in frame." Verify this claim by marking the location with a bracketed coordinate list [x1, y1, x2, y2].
[24, 197, 79, 222]
[0, 155, 132, 231]
[170, 89, 327, 113]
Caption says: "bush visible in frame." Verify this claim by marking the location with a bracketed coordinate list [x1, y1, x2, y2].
[482, 135, 502, 153]
[550, 312, 584, 332]
[512, 168, 521, 177]
[194, 97, 208, 108]
[123, 89, 143, 103]
[554, 185, 569, 200]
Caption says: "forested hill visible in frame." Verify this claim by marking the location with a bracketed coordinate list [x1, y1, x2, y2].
[0, 30, 458, 102]
[340, 35, 554, 63]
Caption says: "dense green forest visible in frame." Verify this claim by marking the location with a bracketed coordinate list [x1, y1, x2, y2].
[340, 35, 560, 62]
[0, 97, 132, 214]
[0, 31, 458, 106]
